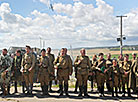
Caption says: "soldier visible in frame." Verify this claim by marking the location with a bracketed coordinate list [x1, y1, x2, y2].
[118, 54, 124, 93]
[120, 54, 132, 97]
[38, 49, 52, 96]
[128, 53, 137, 97]
[96, 53, 106, 97]
[46, 47, 55, 92]
[74, 48, 91, 97]
[106, 53, 113, 92]
[89, 54, 98, 92]
[54, 48, 73, 97]
[109, 59, 120, 97]
[21, 45, 36, 95]
[12, 50, 22, 93]
[0, 49, 12, 96]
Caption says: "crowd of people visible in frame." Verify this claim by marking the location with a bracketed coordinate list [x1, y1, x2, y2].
[0, 45, 137, 99]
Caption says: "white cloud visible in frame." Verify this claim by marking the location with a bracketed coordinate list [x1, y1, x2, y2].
[0, 0, 138, 49]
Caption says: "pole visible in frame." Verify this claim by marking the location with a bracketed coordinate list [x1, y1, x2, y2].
[116, 15, 127, 55]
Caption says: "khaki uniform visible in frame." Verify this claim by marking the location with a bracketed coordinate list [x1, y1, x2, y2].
[46, 53, 55, 80]
[54, 55, 73, 95]
[109, 65, 120, 88]
[21, 52, 36, 94]
[12, 56, 22, 81]
[74, 55, 91, 86]
[96, 59, 106, 88]
[38, 56, 52, 86]
[129, 59, 138, 91]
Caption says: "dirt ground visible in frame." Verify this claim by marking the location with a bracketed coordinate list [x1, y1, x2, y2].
[0, 86, 137, 102]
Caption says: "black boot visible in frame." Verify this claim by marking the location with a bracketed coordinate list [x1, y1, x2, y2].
[45, 85, 50, 96]
[91, 80, 93, 92]
[78, 86, 82, 97]
[101, 85, 105, 97]
[84, 86, 89, 97]
[7, 85, 10, 95]
[49, 81, 53, 92]
[122, 86, 125, 97]
[64, 84, 69, 97]
[41, 86, 45, 95]
[30, 84, 33, 95]
[14, 81, 18, 93]
[112, 88, 114, 97]
[22, 81, 25, 94]
[26, 86, 30, 95]
[115, 87, 118, 97]
[59, 85, 63, 96]
[128, 88, 132, 97]
[74, 81, 78, 93]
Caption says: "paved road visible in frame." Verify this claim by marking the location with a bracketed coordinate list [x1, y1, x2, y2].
[0, 87, 137, 102]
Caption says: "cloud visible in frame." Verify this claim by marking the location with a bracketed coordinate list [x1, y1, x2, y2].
[0, 0, 138, 50]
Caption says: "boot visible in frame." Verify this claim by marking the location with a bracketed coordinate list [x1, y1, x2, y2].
[30, 84, 33, 95]
[78, 86, 82, 97]
[128, 88, 132, 97]
[59, 85, 63, 96]
[22, 81, 25, 94]
[122, 86, 125, 97]
[112, 88, 114, 97]
[26, 86, 30, 95]
[74, 81, 78, 93]
[14, 81, 18, 93]
[64, 84, 69, 97]
[115, 87, 118, 97]
[91, 80, 93, 92]
[7, 85, 10, 95]
[49, 81, 53, 92]
[45, 85, 50, 96]
[101, 85, 105, 97]
[84, 86, 89, 97]
[99, 87, 102, 97]
[41, 86, 45, 95]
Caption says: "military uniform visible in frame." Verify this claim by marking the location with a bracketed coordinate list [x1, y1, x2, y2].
[38, 55, 52, 95]
[46, 53, 55, 91]
[109, 65, 120, 97]
[89, 58, 98, 91]
[105, 59, 113, 92]
[120, 60, 132, 96]
[21, 52, 36, 94]
[12, 55, 22, 93]
[129, 59, 138, 92]
[0, 54, 12, 95]
[54, 55, 72, 96]
[74, 55, 91, 96]
[95, 58, 106, 96]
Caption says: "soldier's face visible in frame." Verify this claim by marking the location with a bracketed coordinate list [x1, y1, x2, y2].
[64, 49, 67, 54]
[133, 54, 136, 58]
[60, 49, 65, 56]
[80, 50, 85, 56]
[2, 50, 7, 55]
[124, 56, 129, 61]
[99, 55, 103, 60]
[93, 55, 97, 59]
[41, 51, 46, 57]
[113, 60, 117, 66]
[16, 52, 20, 56]
[26, 47, 30, 53]
[107, 54, 111, 59]
[47, 48, 51, 53]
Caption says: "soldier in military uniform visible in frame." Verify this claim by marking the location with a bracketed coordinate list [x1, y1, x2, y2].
[120, 54, 132, 97]
[106, 53, 113, 92]
[0, 49, 12, 96]
[46, 47, 55, 92]
[21, 45, 36, 95]
[54, 48, 73, 97]
[109, 59, 120, 97]
[38, 49, 52, 96]
[95, 53, 106, 97]
[12, 50, 22, 93]
[74, 48, 91, 97]
[118, 54, 124, 93]
[89, 54, 98, 92]
[128, 53, 138, 97]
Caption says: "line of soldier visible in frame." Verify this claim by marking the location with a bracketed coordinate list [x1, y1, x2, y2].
[0, 46, 138, 98]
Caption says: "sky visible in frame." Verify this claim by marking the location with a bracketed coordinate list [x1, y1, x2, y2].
[0, 0, 138, 49]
